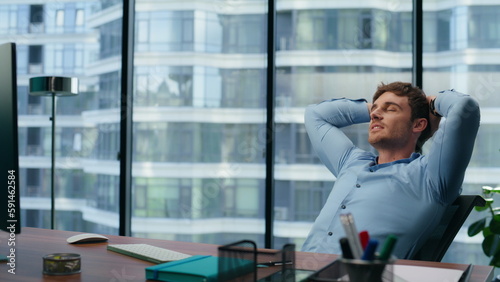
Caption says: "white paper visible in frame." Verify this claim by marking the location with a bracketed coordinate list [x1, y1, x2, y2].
[390, 264, 464, 282]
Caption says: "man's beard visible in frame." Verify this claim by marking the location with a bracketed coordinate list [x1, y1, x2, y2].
[368, 122, 413, 150]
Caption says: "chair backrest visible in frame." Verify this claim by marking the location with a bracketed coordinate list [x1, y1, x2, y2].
[410, 195, 486, 262]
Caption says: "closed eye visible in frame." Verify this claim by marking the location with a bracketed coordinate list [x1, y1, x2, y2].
[385, 103, 401, 112]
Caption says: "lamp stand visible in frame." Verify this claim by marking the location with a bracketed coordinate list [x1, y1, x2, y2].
[29, 76, 79, 230]
[50, 94, 56, 230]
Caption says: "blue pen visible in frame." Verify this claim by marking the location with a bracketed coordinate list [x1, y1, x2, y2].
[361, 239, 378, 260]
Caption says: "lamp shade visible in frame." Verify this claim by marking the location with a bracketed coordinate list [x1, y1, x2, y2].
[29, 76, 79, 96]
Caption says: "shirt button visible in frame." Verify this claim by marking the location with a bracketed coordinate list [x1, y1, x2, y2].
[341, 204, 346, 209]
[356, 184, 361, 188]
[328, 232, 333, 236]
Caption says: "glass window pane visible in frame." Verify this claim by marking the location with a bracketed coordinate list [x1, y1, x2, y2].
[13, 1, 122, 234]
[274, 0, 413, 250]
[131, 1, 268, 246]
[423, 2, 500, 266]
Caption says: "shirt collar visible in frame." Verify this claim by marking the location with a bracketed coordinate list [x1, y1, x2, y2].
[370, 152, 421, 171]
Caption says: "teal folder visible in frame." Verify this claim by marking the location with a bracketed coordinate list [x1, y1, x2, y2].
[145, 255, 254, 282]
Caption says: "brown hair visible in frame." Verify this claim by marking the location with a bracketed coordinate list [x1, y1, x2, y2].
[373, 81, 431, 153]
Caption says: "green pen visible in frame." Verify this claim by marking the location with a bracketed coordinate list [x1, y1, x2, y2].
[378, 234, 397, 260]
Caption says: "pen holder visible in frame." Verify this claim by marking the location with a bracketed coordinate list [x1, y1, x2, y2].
[340, 258, 393, 282]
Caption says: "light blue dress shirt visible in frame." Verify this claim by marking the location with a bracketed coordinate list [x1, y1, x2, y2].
[301, 90, 480, 259]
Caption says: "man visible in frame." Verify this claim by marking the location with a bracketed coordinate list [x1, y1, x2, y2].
[301, 81, 480, 259]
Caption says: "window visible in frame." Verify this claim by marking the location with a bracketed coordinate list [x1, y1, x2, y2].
[26, 169, 41, 197]
[135, 66, 193, 107]
[75, 9, 84, 26]
[27, 94, 42, 114]
[99, 71, 121, 109]
[423, 3, 500, 266]
[437, 10, 452, 51]
[30, 5, 43, 23]
[276, 11, 292, 51]
[14, 1, 122, 236]
[27, 128, 42, 156]
[221, 14, 266, 53]
[0, 5, 18, 34]
[56, 10, 64, 26]
[136, 11, 194, 52]
[134, 123, 195, 162]
[359, 11, 372, 49]
[94, 123, 119, 160]
[221, 69, 265, 108]
[28, 45, 43, 73]
[294, 124, 320, 164]
[273, 1, 412, 250]
[100, 19, 121, 59]
[295, 10, 329, 50]
[133, 178, 182, 217]
[294, 181, 331, 221]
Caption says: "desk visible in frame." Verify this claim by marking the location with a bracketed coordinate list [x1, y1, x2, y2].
[0, 227, 494, 281]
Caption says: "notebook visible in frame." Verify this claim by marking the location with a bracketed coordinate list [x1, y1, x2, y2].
[146, 255, 255, 282]
[107, 243, 192, 264]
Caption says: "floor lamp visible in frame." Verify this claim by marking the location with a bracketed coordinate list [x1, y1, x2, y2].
[29, 76, 79, 229]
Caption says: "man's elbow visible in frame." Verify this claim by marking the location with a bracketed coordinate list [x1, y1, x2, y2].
[304, 104, 319, 125]
[460, 96, 480, 125]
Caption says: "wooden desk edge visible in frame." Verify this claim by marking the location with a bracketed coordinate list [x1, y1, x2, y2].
[6, 227, 495, 282]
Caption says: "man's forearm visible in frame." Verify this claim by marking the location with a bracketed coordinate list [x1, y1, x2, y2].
[426, 90, 481, 203]
[304, 98, 370, 176]
[305, 98, 370, 129]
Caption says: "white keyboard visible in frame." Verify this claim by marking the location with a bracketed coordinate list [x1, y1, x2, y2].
[107, 243, 192, 264]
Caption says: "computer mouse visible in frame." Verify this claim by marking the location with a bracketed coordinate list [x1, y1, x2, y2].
[67, 233, 109, 244]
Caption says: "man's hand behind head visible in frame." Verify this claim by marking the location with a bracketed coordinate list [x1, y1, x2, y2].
[426, 95, 441, 136]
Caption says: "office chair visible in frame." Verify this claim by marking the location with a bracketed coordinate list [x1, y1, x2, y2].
[410, 195, 486, 262]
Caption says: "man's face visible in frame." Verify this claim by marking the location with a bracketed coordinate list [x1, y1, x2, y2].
[368, 91, 414, 150]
